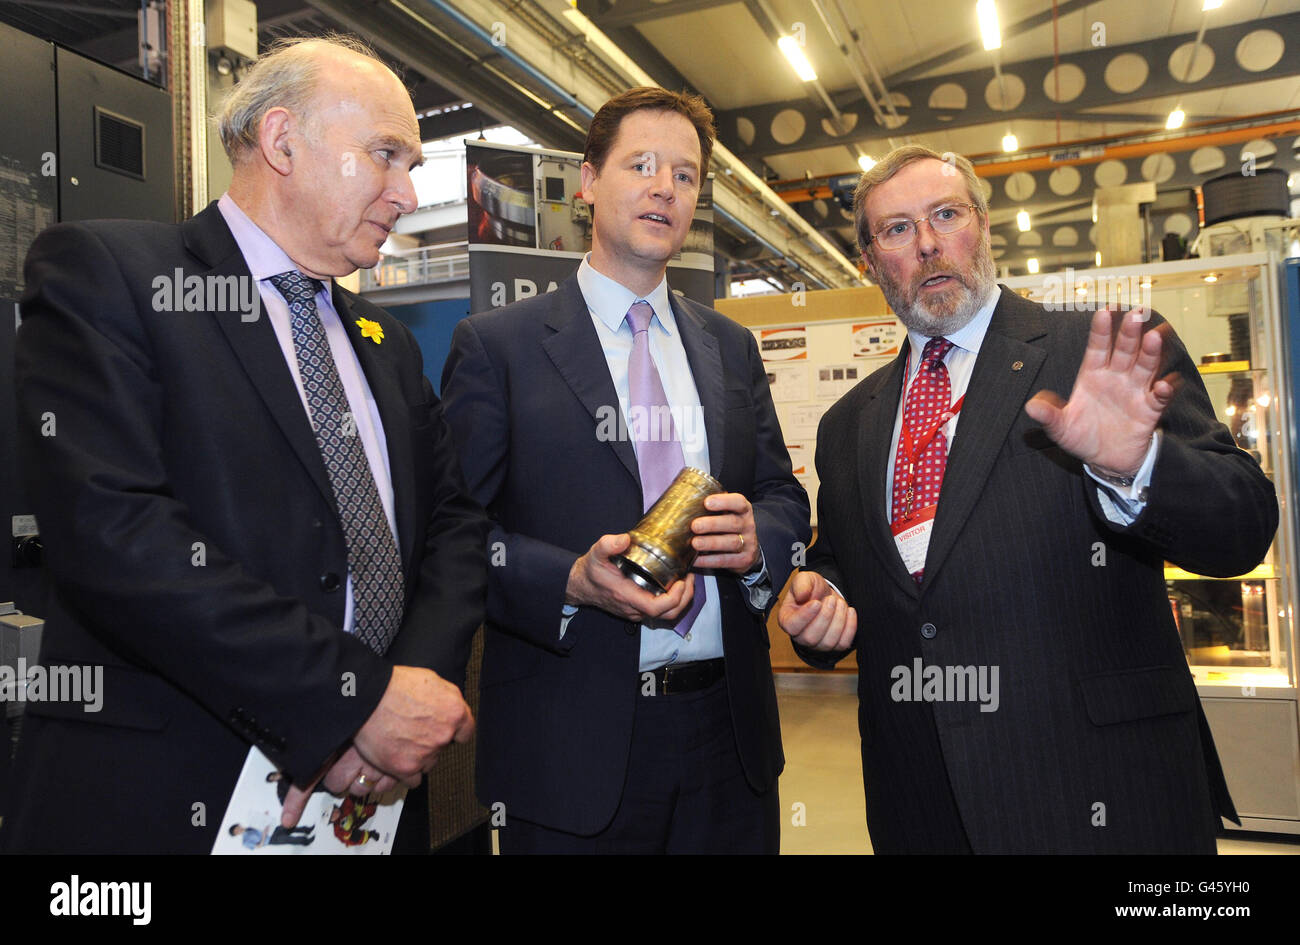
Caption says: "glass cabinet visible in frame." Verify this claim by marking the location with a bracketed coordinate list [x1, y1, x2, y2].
[1007, 252, 1300, 834]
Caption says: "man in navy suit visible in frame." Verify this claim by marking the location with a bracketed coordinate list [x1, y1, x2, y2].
[779, 145, 1277, 853]
[441, 88, 809, 853]
[2, 36, 485, 853]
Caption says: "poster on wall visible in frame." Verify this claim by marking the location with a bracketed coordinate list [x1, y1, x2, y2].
[757, 326, 807, 361]
[851, 319, 903, 358]
[466, 140, 715, 313]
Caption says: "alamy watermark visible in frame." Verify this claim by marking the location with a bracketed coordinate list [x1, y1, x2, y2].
[0, 659, 103, 713]
[1040, 266, 1153, 314]
[151, 269, 261, 322]
[595, 403, 707, 455]
[890, 658, 999, 712]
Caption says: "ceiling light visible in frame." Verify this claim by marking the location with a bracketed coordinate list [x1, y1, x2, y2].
[1095, 251, 1102, 266]
[1225, 404, 1236, 416]
[1203, 273, 1218, 283]
[778, 36, 817, 82]
[1257, 393, 1271, 408]
[976, 0, 1001, 51]
[1166, 107, 1185, 130]
[1016, 210, 1030, 231]
[1026, 258, 1039, 274]
[858, 154, 876, 173]
[1002, 132, 1018, 153]
[1203, 0, 1223, 10]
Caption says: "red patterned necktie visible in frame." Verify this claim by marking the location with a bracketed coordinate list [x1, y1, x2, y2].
[890, 337, 954, 581]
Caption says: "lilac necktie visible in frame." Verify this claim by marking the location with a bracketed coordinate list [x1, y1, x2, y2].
[625, 300, 704, 637]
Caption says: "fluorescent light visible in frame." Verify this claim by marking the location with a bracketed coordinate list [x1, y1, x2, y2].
[1016, 210, 1030, 231]
[858, 154, 876, 173]
[1166, 107, 1185, 130]
[1001, 132, 1018, 153]
[1026, 257, 1039, 274]
[977, 0, 1001, 51]
[778, 36, 817, 82]
[1203, 0, 1223, 10]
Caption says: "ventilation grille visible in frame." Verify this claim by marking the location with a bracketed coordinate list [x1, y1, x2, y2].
[94, 107, 145, 180]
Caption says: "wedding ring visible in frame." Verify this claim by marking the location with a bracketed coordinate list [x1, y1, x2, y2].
[737, 534, 745, 552]
[355, 773, 370, 787]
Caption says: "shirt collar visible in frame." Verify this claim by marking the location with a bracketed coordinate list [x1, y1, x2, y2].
[905, 283, 1000, 372]
[217, 193, 333, 291]
[577, 254, 677, 337]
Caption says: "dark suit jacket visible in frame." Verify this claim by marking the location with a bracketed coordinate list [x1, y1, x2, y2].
[440, 274, 810, 836]
[801, 287, 1277, 854]
[1, 203, 487, 853]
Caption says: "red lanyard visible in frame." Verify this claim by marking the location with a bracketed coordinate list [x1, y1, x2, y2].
[899, 392, 965, 474]
[896, 357, 965, 521]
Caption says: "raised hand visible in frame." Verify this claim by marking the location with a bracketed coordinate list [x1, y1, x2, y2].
[1024, 308, 1179, 476]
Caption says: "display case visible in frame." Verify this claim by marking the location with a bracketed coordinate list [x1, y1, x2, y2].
[1006, 252, 1300, 834]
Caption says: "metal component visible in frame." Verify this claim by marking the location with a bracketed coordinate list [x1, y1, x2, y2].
[617, 467, 724, 593]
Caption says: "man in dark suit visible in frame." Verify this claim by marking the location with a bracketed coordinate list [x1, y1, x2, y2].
[440, 88, 810, 853]
[1, 36, 485, 853]
[779, 145, 1277, 853]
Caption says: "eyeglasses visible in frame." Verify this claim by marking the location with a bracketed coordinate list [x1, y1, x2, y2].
[866, 203, 980, 251]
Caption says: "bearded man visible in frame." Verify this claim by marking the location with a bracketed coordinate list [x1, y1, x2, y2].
[776, 145, 1276, 854]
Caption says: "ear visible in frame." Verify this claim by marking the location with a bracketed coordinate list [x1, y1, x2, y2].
[259, 107, 295, 176]
[861, 247, 878, 283]
[579, 161, 597, 207]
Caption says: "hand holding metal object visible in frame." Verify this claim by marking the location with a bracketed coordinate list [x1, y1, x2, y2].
[617, 467, 724, 593]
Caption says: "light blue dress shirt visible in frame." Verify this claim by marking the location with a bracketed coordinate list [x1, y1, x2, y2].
[217, 193, 398, 638]
[561, 255, 769, 672]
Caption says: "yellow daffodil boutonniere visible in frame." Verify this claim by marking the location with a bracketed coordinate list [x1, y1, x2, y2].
[356, 317, 384, 344]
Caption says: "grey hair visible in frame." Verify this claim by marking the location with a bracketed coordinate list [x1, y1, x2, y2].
[217, 33, 391, 164]
[853, 145, 989, 255]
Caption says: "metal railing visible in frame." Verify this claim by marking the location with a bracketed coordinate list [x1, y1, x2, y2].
[360, 245, 470, 292]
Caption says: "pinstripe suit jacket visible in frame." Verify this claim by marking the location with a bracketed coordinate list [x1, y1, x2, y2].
[802, 286, 1277, 853]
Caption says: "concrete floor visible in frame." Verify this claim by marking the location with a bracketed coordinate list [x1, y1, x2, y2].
[774, 674, 1300, 855]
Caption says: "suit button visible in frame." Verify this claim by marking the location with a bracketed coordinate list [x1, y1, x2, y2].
[625, 624, 637, 636]
[320, 572, 341, 592]
[920, 622, 937, 639]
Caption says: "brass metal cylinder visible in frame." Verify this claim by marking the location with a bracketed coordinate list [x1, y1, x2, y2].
[617, 467, 724, 593]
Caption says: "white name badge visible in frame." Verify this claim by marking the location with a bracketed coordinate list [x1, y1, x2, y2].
[891, 504, 937, 576]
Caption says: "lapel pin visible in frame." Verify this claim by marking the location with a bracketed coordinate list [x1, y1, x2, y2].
[1011, 360, 1023, 371]
[355, 317, 385, 344]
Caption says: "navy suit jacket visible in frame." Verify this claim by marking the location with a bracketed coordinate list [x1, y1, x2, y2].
[801, 287, 1277, 853]
[1, 203, 487, 853]
[441, 273, 810, 835]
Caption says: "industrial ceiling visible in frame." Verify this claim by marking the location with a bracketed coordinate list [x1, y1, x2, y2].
[5, 0, 1298, 290]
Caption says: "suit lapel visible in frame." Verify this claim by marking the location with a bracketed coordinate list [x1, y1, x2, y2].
[858, 346, 920, 597]
[184, 205, 336, 512]
[331, 287, 420, 573]
[672, 294, 725, 478]
[541, 276, 641, 489]
[921, 288, 1049, 588]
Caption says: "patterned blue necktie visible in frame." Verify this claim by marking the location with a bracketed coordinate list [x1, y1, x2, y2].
[269, 271, 404, 654]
